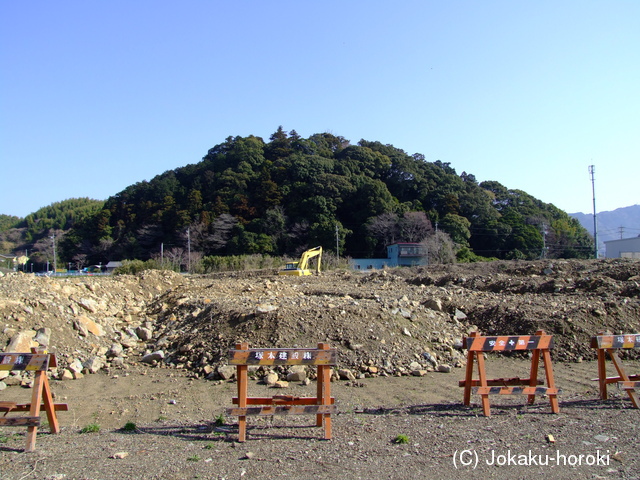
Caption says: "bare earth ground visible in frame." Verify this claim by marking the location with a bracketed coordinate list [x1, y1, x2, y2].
[1, 359, 639, 480]
[1, 259, 640, 479]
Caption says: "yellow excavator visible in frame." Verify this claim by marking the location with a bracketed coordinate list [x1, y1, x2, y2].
[278, 246, 322, 276]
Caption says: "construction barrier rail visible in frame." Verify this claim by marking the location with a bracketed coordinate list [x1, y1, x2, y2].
[227, 342, 337, 442]
[459, 330, 560, 416]
[0, 351, 68, 452]
[591, 332, 640, 408]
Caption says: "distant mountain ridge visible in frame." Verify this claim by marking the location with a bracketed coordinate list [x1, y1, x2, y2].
[570, 204, 640, 253]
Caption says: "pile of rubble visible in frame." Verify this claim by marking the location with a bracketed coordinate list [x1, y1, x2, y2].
[1, 258, 639, 388]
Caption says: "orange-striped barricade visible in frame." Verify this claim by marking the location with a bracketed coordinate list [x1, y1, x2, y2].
[0, 351, 68, 452]
[459, 330, 560, 416]
[591, 331, 640, 408]
[227, 342, 337, 442]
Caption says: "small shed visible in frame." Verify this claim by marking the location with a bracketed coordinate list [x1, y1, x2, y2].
[105, 261, 123, 273]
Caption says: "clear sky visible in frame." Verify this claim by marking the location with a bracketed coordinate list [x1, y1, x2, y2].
[1, 1, 638, 219]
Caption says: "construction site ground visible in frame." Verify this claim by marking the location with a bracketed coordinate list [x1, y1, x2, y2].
[1, 258, 639, 480]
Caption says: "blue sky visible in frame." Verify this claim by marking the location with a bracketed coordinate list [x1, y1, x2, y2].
[1, 1, 638, 219]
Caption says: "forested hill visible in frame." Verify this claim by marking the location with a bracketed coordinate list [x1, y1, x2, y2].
[55, 127, 591, 265]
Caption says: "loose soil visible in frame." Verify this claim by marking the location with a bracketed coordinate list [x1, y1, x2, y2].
[1, 259, 639, 480]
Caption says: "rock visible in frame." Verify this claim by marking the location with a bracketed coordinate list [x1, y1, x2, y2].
[141, 351, 165, 364]
[73, 319, 89, 337]
[256, 303, 278, 314]
[273, 380, 289, 388]
[338, 369, 356, 381]
[68, 359, 84, 374]
[402, 327, 412, 337]
[422, 352, 437, 366]
[110, 357, 125, 367]
[33, 327, 52, 347]
[76, 298, 100, 313]
[120, 334, 139, 348]
[217, 365, 236, 380]
[454, 309, 467, 320]
[263, 372, 279, 385]
[83, 356, 105, 374]
[437, 364, 452, 373]
[408, 361, 422, 371]
[6, 330, 37, 352]
[136, 326, 154, 341]
[96, 346, 109, 356]
[3, 375, 22, 386]
[111, 452, 129, 459]
[60, 369, 74, 381]
[0, 381, 6, 391]
[74, 315, 105, 337]
[286, 365, 307, 382]
[424, 298, 444, 312]
[411, 369, 427, 376]
[107, 343, 124, 358]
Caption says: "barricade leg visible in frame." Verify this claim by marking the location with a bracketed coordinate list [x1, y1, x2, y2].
[609, 350, 639, 408]
[42, 373, 60, 434]
[527, 345, 541, 405]
[597, 347, 608, 400]
[316, 343, 332, 439]
[25, 370, 45, 452]
[236, 342, 249, 442]
[542, 349, 559, 413]
[475, 351, 491, 416]
[462, 351, 474, 406]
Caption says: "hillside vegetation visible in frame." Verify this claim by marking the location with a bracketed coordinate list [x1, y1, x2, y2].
[2, 128, 593, 270]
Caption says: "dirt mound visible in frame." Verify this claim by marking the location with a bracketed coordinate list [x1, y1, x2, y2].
[1, 259, 639, 382]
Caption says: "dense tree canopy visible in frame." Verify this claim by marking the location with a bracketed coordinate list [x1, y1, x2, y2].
[1, 128, 594, 268]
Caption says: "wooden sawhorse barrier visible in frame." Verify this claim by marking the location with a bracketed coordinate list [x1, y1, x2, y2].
[227, 342, 337, 442]
[591, 332, 640, 408]
[460, 330, 560, 416]
[0, 352, 68, 452]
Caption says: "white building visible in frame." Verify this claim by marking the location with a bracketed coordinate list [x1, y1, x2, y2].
[604, 237, 640, 259]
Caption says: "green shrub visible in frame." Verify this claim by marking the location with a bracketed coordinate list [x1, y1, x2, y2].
[80, 423, 100, 433]
[393, 434, 410, 444]
[122, 421, 137, 432]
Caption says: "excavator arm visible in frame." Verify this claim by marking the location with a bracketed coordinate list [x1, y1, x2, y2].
[298, 246, 322, 272]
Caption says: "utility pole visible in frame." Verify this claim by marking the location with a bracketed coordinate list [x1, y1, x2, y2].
[618, 226, 624, 239]
[335, 224, 339, 262]
[187, 228, 191, 273]
[50, 234, 57, 273]
[540, 223, 548, 259]
[589, 165, 598, 259]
